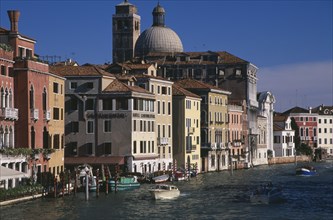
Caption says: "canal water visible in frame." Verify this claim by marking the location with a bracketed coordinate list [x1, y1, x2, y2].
[1, 161, 332, 220]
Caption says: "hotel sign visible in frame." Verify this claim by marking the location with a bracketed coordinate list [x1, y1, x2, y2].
[86, 113, 126, 119]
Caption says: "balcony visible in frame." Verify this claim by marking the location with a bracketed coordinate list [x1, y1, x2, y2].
[31, 109, 39, 120]
[157, 137, 168, 145]
[188, 127, 195, 134]
[288, 142, 293, 148]
[0, 107, 18, 120]
[210, 143, 217, 150]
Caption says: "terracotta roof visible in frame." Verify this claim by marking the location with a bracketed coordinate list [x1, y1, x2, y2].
[50, 65, 115, 77]
[103, 79, 153, 95]
[175, 78, 230, 94]
[172, 84, 201, 98]
[274, 115, 288, 122]
[282, 106, 309, 115]
[64, 156, 125, 165]
[144, 51, 248, 64]
[273, 123, 284, 131]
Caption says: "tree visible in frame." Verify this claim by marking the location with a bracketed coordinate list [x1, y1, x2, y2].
[290, 117, 300, 149]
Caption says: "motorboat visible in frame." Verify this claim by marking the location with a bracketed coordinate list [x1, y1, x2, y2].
[250, 183, 283, 204]
[152, 174, 170, 183]
[296, 166, 316, 176]
[77, 164, 97, 191]
[109, 176, 140, 191]
[149, 184, 180, 200]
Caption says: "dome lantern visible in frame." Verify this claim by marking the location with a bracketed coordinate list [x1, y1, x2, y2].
[152, 2, 165, 27]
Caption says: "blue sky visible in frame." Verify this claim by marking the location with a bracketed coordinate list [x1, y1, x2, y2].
[0, 0, 332, 112]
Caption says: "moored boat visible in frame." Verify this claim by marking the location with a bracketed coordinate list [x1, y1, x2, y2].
[109, 176, 140, 191]
[152, 174, 170, 183]
[295, 166, 316, 176]
[149, 184, 180, 200]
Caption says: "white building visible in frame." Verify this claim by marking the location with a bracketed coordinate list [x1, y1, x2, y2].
[314, 106, 333, 155]
[273, 115, 295, 157]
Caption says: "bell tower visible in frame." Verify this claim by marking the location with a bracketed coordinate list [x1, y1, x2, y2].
[112, 0, 140, 63]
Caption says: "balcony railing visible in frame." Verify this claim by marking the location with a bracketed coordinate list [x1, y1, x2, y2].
[31, 108, 39, 120]
[0, 107, 18, 120]
[157, 137, 168, 145]
[188, 127, 195, 134]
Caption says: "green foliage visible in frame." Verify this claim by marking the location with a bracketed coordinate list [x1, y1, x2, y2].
[0, 43, 13, 51]
[0, 148, 32, 157]
[290, 117, 300, 148]
[296, 143, 313, 156]
[0, 183, 43, 202]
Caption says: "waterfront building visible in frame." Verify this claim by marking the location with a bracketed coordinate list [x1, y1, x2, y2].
[49, 65, 124, 169]
[254, 115, 269, 165]
[282, 106, 317, 149]
[107, 62, 174, 173]
[172, 84, 201, 173]
[257, 91, 275, 157]
[313, 105, 333, 155]
[0, 10, 65, 179]
[175, 79, 231, 172]
[273, 115, 295, 157]
[228, 102, 247, 169]
[47, 72, 66, 176]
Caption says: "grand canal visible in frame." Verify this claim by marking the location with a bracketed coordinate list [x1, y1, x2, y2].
[1, 161, 332, 220]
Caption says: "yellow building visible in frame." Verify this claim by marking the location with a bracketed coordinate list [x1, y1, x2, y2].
[175, 79, 231, 172]
[47, 73, 66, 177]
[172, 84, 201, 173]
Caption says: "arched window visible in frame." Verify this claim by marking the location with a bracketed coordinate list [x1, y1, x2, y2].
[0, 87, 4, 108]
[31, 126, 35, 149]
[29, 85, 34, 109]
[8, 89, 13, 108]
[42, 87, 47, 111]
[4, 88, 9, 108]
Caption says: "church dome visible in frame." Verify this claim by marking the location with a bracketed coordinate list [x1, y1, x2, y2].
[134, 3, 183, 57]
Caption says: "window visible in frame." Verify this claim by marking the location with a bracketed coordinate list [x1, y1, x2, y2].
[53, 108, 60, 120]
[104, 142, 112, 155]
[53, 82, 59, 94]
[134, 120, 137, 132]
[103, 99, 112, 110]
[70, 99, 78, 111]
[86, 143, 93, 155]
[151, 85, 154, 93]
[157, 86, 160, 94]
[87, 121, 94, 134]
[86, 99, 94, 110]
[86, 82, 94, 89]
[162, 101, 165, 114]
[71, 121, 79, 133]
[70, 82, 77, 90]
[168, 102, 171, 115]
[161, 86, 167, 95]
[104, 120, 112, 132]
[1, 65, 6, 76]
[157, 101, 160, 114]
[186, 100, 191, 109]
[133, 141, 137, 154]
[53, 134, 60, 149]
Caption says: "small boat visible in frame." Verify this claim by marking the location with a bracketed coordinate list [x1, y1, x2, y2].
[152, 174, 170, 183]
[174, 170, 187, 181]
[250, 183, 283, 204]
[149, 184, 180, 200]
[109, 176, 140, 191]
[296, 166, 316, 176]
[77, 164, 97, 192]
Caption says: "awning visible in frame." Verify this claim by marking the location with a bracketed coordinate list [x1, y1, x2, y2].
[0, 166, 28, 180]
[64, 156, 125, 165]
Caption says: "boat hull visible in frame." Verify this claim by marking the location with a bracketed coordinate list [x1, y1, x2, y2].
[149, 185, 180, 200]
[296, 167, 316, 176]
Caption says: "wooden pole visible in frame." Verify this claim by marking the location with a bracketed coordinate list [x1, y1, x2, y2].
[85, 173, 89, 201]
[96, 169, 99, 197]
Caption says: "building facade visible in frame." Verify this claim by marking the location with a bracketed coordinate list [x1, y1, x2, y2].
[273, 116, 295, 157]
[172, 84, 201, 173]
[314, 106, 333, 155]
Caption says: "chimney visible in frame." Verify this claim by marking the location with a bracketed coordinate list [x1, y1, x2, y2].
[7, 10, 20, 33]
[309, 107, 312, 114]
